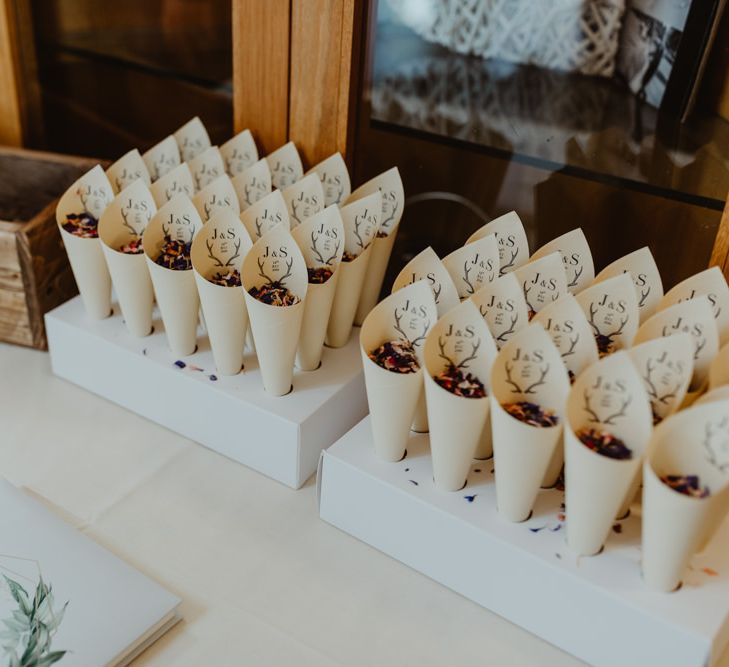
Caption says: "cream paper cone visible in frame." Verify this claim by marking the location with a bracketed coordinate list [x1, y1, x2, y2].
[282, 173, 324, 228]
[627, 334, 694, 425]
[709, 341, 729, 389]
[142, 135, 180, 182]
[193, 174, 240, 222]
[696, 384, 729, 405]
[474, 410, 494, 460]
[530, 228, 594, 294]
[533, 293, 599, 383]
[442, 235, 499, 300]
[466, 210, 529, 275]
[220, 128, 258, 177]
[142, 195, 204, 355]
[360, 281, 437, 461]
[306, 152, 351, 206]
[393, 246, 461, 431]
[231, 159, 271, 212]
[575, 273, 639, 357]
[564, 352, 652, 555]
[188, 146, 225, 192]
[266, 141, 304, 190]
[191, 209, 253, 375]
[490, 323, 570, 521]
[634, 296, 719, 392]
[106, 149, 150, 194]
[56, 164, 114, 319]
[150, 163, 194, 208]
[291, 206, 345, 370]
[174, 116, 211, 162]
[642, 401, 729, 591]
[424, 300, 498, 491]
[326, 192, 382, 347]
[241, 225, 308, 395]
[658, 266, 729, 346]
[470, 272, 530, 349]
[513, 251, 569, 319]
[350, 167, 405, 325]
[593, 246, 663, 323]
[240, 189, 290, 241]
[98, 180, 157, 336]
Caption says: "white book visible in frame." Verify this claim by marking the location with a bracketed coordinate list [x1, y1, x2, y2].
[0, 480, 181, 667]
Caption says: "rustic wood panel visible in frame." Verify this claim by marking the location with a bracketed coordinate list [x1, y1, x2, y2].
[232, 0, 290, 155]
[0, 0, 24, 145]
[289, 0, 360, 167]
[709, 197, 729, 278]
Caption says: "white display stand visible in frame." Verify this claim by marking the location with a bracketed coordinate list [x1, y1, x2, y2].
[318, 417, 729, 667]
[46, 296, 367, 489]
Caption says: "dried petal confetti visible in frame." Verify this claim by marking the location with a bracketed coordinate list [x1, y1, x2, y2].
[342, 251, 357, 262]
[62, 212, 98, 238]
[527, 309, 536, 321]
[209, 269, 241, 287]
[155, 236, 192, 270]
[307, 267, 333, 284]
[376, 230, 388, 238]
[248, 283, 300, 306]
[118, 237, 144, 254]
[652, 407, 662, 426]
[595, 334, 614, 357]
[660, 474, 710, 498]
[502, 401, 558, 427]
[369, 339, 419, 374]
[568, 369, 576, 384]
[434, 367, 486, 398]
[577, 427, 632, 460]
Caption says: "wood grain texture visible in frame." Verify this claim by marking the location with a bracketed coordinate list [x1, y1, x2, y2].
[289, 0, 361, 167]
[232, 0, 290, 155]
[709, 197, 729, 278]
[0, 0, 24, 145]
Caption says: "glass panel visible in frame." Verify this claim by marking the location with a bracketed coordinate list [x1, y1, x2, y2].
[29, 0, 232, 158]
[355, 0, 728, 292]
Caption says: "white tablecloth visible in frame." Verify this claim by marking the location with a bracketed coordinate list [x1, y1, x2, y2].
[1, 342, 582, 666]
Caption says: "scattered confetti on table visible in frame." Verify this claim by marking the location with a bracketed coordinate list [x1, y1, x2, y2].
[577, 428, 632, 460]
[434, 367, 486, 398]
[660, 474, 710, 498]
[62, 212, 98, 238]
[369, 340, 420, 373]
[502, 401, 558, 427]
[307, 267, 333, 284]
[249, 283, 300, 306]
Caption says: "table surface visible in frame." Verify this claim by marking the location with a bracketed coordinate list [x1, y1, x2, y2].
[1, 342, 586, 666]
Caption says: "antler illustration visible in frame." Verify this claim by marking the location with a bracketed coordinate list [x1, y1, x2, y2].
[393, 306, 407, 341]
[703, 421, 729, 472]
[694, 336, 707, 361]
[504, 362, 523, 393]
[204, 201, 214, 220]
[380, 199, 399, 231]
[563, 333, 579, 358]
[409, 320, 430, 348]
[643, 359, 680, 405]
[438, 336, 480, 370]
[333, 182, 345, 204]
[522, 280, 536, 314]
[310, 231, 340, 266]
[523, 364, 549, 394]
[496, 313, 519, 344]
[290, 198, 303, 226]
[431, 282, 442, 304]
[638, 286, 650, 308]
[568, 265, 583, 289]
[254, 217, 265, 239]
[225, 238, 242, 267]
[257, 257, 275, 284]
[583, 389, 631, 425]
[500, 247, 519, 273]
[462, 261, 476, 295]
[279, 257, 294, 285]
[588, 302, 628, 352]
[206, 239, 225, 267]
[393, 306, 429, 348]
[120, 208, 137, 235]
[353, 213, 366, 250]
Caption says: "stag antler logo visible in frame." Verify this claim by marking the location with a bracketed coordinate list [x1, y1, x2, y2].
[567, 265, 583, 289]
[504, 359, 550, 395]
[703, 418, 729, 473]
[310, 230, 340, 266]
[257, 255, 293, 286]
[643, 357, 681, 407]
[582, 388, 631, 425]
[378, 188, 399, 232]
[588, 302, 628, 355]
[393, 305, 430, 348]
[499, 246, 519, 274]
[438, 336, 480, 371]
[206, 237, 241, 268]
[462, 260, 477, 295]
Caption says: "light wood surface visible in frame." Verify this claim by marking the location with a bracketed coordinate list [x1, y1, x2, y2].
[0, 0, 24, 145]
[710, 198, 729, 278]
[232, 0, 290, 156]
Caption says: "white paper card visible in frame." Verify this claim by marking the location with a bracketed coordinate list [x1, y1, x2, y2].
[466, 211, 529, 275]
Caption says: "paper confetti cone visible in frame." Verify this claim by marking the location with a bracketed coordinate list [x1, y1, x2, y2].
[98, 180, 157, 336]
[239, 189, 290, 241]
[351, 167, 405, 325]
[150, 162, 194, 208]
[490, 323, 570, 521]
[231, 158, 272, 212]
[470, 272, 530, 349]
[193, 174, 240, 222]
[575, 273, 639, 357]
[424, 301, 498, 491]
[360, 281, 437, 461]
[191, 209, 253, 375]
[142, 135, 180, 182]
[306, 152, 351, 206]
[56, 164, 115, 319]
[220, 128, 258, 177]
[242, 224, 308, 395]
[593, 247, 663, 323]
[282, 173, 325, 228]
[709, 341, 729, 390]
[188, 146, 225, 192]
[106, 149, 150, 194]
[291, 206, 344, 370]
[530, 228, 594, 294]
[564, 352, 652, 556]
[442, 234, 500, 300]
[513, 252, 569, 320]
[642, 401, 729, 591]
[174, 116, 211, 162]
[466, 210, 529, 275]
[142, 195, 204, 355]
[326, 192, 382, 347]
[266, 141, 304, 190]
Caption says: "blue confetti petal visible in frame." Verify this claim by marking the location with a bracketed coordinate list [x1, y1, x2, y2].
[209, 374, 218, 381]
[529, 526, 545, 533]
[464, 494, 477, 503]
[174, 360, 186, 369]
